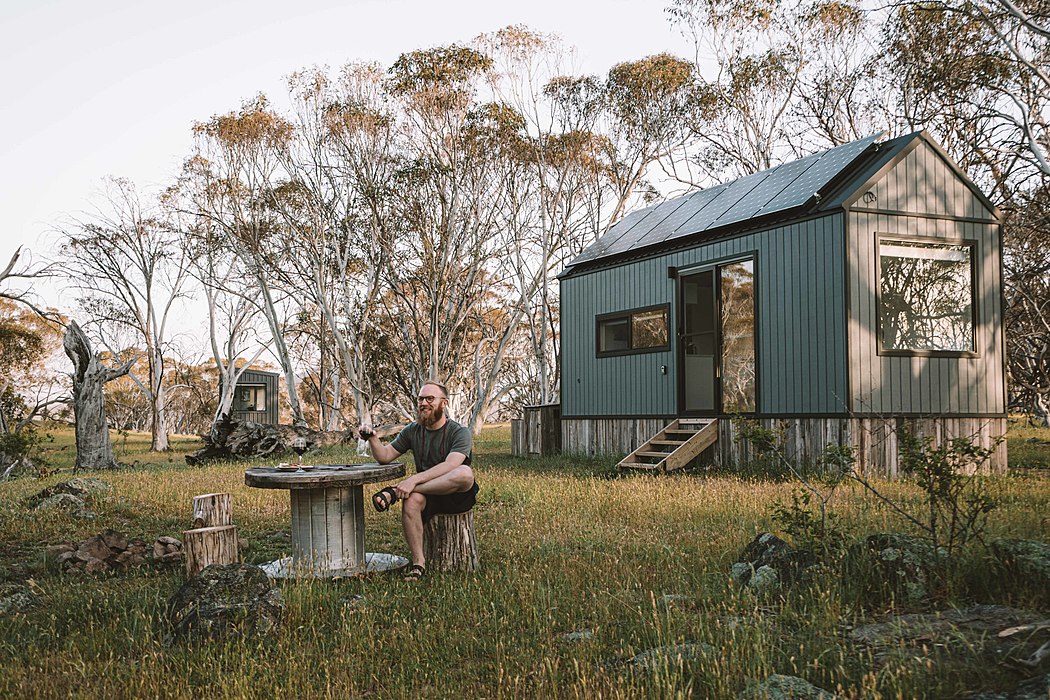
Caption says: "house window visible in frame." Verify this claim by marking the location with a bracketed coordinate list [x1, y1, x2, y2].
[235, 385, 266, 412]
[597, 305, 670, 355]
[878, 239, 976, 353]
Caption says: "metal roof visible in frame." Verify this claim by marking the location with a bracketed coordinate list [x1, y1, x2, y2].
[564, 132, 883, 272]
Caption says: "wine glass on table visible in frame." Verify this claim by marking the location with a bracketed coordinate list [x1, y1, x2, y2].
[292, 437, 307, 472]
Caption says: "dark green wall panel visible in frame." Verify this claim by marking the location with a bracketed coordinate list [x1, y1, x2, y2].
[561, 214, 850, 416]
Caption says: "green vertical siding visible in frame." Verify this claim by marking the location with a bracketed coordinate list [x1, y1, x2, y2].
[561, 213, 850, 417]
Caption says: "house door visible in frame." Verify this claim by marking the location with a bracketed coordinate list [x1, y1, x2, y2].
[679, 260, 756, 415]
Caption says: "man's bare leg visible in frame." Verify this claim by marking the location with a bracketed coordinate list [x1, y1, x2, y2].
[401, 466, 475, 569]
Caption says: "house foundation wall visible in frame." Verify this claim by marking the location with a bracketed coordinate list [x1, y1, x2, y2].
[560, 416, 1008, 476]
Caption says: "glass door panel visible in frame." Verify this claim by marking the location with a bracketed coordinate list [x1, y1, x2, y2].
[720, 260, 756, 413]
[681, 270, 717, 412]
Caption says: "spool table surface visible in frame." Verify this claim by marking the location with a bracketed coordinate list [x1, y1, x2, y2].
[244, 462, 405, 578]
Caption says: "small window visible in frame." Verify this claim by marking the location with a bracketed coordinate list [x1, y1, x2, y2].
[597, 305, 669, 355]
[878, 239, 976, 353]
[235, 385, 266, 411]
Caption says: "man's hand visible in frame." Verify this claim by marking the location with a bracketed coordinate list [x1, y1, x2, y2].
[394, 475, 421, 500]
[357, 426, 374, 440]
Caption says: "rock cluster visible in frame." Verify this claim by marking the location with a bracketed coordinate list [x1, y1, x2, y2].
[27, 478, 112, 520]
[46, 529, 182, 573]
[166, 563, 284, 642]
[730, 533, 814, 594]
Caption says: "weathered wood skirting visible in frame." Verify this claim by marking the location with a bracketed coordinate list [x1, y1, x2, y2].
[562, 416, 1008, 476]
[511, 404, 562, 456]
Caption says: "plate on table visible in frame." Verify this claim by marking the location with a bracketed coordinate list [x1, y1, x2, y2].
[276, 463, 299, 471]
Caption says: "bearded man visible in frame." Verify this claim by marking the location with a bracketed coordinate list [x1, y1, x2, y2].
[359, 381, 477, 580]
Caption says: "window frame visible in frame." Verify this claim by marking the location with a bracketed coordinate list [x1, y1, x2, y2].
[235, 384, 267, 412]
[875, 234, 980, 358]
[595, 303, 671, 357]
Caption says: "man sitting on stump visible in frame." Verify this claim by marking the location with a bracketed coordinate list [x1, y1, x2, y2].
[360, 381, 478, 580]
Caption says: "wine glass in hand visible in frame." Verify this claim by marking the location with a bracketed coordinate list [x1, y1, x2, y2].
[292, 437, 307, 470]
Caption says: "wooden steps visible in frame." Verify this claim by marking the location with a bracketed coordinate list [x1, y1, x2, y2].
[617, 418, 719, 472]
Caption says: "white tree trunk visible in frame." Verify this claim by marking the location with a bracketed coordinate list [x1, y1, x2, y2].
[63, 320, 133, 470]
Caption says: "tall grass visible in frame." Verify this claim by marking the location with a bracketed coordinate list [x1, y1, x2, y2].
[0, 426, 1047, 698]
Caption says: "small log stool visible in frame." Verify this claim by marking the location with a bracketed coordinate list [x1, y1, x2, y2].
[423, 511, 479, 572]
[192, 493, 232, 528]
[183, 524, 239, 578]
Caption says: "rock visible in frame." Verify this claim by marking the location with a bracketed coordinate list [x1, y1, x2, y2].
[84, 558, 109, 575]
[967, 672, 1050, 699]
[841, 533, 945, 607]
[100, 529, 128, 551]
[0, 582, 39, 615]
[44, 543, 75, 566]
[989, 539, 1050, 601]
[562, 629, 594, 642]
[731, 533, 813, 593]
[627, 643, 714, 672]
[157, 536, 181, 547]
[77, 534, 112, 562]
[27, 478, 111, 508]
[36, 493, 96, 519]
[738, 674, 838, 699]
[850, 605, 1046, 670]
[166, 563, 284, 642]
[56, 478, 111, 498]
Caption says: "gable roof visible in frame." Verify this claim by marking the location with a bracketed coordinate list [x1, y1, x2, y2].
[560, 131, 996, 277]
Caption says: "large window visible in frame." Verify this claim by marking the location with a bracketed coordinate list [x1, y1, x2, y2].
[878, 238, 976, 353]
[596, 305, 670, 355]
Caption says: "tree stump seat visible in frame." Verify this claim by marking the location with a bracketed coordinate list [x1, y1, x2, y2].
[423, 511, 479, 572]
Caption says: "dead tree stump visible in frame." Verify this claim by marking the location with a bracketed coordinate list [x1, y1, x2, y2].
[423, 511, 479, 572]
[183, 525, 239, 578]
[192, 493, 232, 528]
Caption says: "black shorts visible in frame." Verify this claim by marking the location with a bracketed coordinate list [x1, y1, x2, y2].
[421, 481, 479, 525]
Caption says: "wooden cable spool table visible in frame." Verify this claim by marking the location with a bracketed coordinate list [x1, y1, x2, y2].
[244, 462, 405, 578]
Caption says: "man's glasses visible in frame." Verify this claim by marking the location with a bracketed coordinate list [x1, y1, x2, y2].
[417, 395, 442, 404]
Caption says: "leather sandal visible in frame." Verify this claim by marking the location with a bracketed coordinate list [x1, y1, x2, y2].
[402, 563, 425, 581]
[372, 487, 398, 512]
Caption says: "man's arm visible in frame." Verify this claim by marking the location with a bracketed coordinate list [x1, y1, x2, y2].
[394, 451, 468, 498]
[359, 427, 402, 464]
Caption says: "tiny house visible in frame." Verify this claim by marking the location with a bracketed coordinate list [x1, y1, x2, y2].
[552, 131, 1007, 474]
[228, 369, 280, 425]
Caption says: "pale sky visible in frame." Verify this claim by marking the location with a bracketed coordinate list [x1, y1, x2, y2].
[1, 0, 693, 314]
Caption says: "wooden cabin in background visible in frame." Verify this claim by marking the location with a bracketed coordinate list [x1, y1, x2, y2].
[516, 131, 1007, 474]
[227, 369, 280, 425]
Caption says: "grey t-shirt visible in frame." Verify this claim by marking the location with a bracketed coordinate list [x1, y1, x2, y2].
[390, 419, 472, 472]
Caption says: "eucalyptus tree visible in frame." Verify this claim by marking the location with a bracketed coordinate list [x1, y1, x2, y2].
[268, 63, 399, 431]
[57, 178, 191, 451]
[188, 96, 309, 428]
[879, 0, 1050, 197]
[378, 44, 510, 417]
[1003, 187, 1050, 424]
[170, 168, 268, 435]
[669, 0, 805, 179]
[476, 27, 614, 414]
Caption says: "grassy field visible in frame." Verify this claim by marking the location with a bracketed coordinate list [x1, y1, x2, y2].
[0, 425, 1048, 698]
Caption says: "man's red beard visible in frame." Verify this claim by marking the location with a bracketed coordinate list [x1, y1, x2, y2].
[418, 403, 445, 428]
